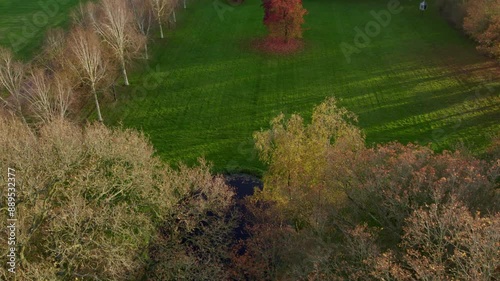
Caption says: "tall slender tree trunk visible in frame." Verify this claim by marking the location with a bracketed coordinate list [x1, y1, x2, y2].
[287, 172, 292, 201]
[184, 0, 186, 9]
[159, 19, 164, 38]
[283, 11, 289, 43]
[112, 83, 117, 101]
[92, 85, 103, 122]
[15, 97, 28, 125]
[121, 60, 129, 86]
[145, 43, 149, 60]
[317, 187, 321, 226]
[172, 10, 176, 23]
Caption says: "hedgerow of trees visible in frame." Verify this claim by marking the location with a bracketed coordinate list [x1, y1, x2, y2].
[438, 0, 500, 60]
[0, 0, 184, 125]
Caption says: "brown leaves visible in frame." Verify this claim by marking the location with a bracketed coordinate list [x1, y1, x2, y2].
[401, 199, 500, 280]
[244, 99, 499, 280]
[464, 0, 500, 60]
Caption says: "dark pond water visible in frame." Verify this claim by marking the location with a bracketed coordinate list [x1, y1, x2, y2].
[224, 173, 263, 199]
[224, 174, 263, 241]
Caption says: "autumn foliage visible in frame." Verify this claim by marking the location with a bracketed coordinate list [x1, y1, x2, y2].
[0, 0, 498, 277]
[262, 0, 307, 43]
[0, 117, 237, 280]
[437, 0, 500, 60]
[230, 98, 500, 280]
[463, 0, 500, 60]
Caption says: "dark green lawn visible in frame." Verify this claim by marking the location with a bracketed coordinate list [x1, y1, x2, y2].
[0, 0, 80, 59]
[2, 0, 497, 175]
[104, 0, 499, 174]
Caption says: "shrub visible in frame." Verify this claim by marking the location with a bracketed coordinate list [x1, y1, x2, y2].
[345, 143, 499, 245]
[399, 198, 499, 280]
[0, 117, 170, 280]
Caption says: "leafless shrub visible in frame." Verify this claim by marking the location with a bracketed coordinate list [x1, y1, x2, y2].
[22, 68, 74, 124]
[0, 47, 27, 122]
[0, 118, 168, 279]
[71, 2, 96, 29]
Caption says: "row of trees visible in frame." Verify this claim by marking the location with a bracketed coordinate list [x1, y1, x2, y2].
[0, 0, 184, 124]
[230, 98, 500, 280]
[463, 0, 500, 60]
[437, 0, 500, 60]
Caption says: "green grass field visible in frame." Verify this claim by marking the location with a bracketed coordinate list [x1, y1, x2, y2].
[1, 0, 499, 175]
[103, 0, 499, 174]
[0, 0, 80, 59]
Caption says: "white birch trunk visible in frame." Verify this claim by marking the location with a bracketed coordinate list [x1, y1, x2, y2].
[122, 60, 129, 86]
[92, 85, 103, 122]
[159, 20, 164, 38]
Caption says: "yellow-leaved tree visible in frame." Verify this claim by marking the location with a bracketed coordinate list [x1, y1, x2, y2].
[253, 97, 364, 230]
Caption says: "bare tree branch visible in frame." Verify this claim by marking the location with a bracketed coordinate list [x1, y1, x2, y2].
[91, 0, 145, 86]
[150, 0, 171, 39]
[23, 68, 55, 124]
[129, 0, 154, 60]
[66, 27, 110, 122]
[0, 47, 27, 123]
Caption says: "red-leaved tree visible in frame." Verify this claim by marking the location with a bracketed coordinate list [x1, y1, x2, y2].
[262, 0, 307, 42]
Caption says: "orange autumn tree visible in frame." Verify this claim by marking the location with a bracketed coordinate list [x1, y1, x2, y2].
[262, 0, 307, 43]
[463, 0, 500, 60]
